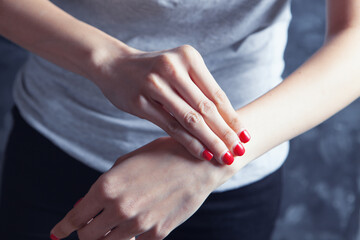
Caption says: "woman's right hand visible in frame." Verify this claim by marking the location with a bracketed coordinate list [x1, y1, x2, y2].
[92, 44, 251, 165]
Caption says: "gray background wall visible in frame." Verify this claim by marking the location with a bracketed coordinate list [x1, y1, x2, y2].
[0, 0, 359, 239]
[273, 1, 360, 240]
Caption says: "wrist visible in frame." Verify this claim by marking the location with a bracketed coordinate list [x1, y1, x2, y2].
[209, 164, 238, 190]
[87, 32, 139, 86]
[158, 137, 235, 190]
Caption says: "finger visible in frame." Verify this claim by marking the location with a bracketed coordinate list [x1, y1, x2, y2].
[77, 208, 118, 240]
[102, 217, 149, 240]
[181, 47, 251, 143]
[147, 75, 233, 165]
[50, 191, 103, 239]
[166, 67, 245, 157]
[139, 97, 214, 161]
[192, 70, 251, 143]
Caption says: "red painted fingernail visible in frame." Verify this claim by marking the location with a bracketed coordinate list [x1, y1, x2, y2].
[50, 234, 59, 240]
[239, 130, 251, 143]
[234, 143, 245, 156]
[222, 151, 234, 165]
[74, 197, 83, 207]
[202, 149, 213, 161]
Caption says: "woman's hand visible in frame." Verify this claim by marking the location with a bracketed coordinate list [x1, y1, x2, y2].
[0, 0, 249, 164]
[50, 137, 233, 240]
[92, 44, 251, 165]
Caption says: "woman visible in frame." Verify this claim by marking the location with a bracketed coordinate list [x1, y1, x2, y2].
[0, 0, 359, 239]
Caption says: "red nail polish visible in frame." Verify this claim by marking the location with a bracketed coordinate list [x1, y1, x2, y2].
[202, 149, 213, 161]
[74, 197, 83, 207]
[239, 130, 251, 143]
[50, 234, 59, 240]
[234, 143, 245, 156]
[222, 151, 234, 165]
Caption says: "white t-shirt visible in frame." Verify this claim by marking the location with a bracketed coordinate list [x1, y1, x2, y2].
[13, 0, 291, 192]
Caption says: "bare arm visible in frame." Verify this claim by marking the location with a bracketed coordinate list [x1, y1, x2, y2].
[0, 0, 131, 79]
[0, 0, 249, 164]
[22, 1, 360, 239]
[227, 0, 360, 174]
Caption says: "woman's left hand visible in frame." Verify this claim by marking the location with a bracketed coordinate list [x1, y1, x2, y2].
[50, 137, 233, 240]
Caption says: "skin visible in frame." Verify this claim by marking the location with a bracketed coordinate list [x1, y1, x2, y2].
[53, 137, 231, 240]
[92, 46, 246, 163]
[1, 0, 360, 239]
[0, 0, 247, 164]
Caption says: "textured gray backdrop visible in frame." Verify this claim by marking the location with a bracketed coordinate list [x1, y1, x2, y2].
[0, 0, 359, 239]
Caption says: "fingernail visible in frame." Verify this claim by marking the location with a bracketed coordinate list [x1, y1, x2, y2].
[234, 143, 245, 156]
[202, 149, 213, 161]
[239, 130, 251, 143]
[222, 151, 234, 165]
[74, 197, 83, 207]
[50, 234, 59, 240]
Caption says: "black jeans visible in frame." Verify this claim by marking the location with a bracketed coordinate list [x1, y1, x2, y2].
[0, 107, 283, 240]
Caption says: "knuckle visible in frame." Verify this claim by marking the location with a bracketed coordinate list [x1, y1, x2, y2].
[146, 73, 162, 91]
[133, 95, 148, 111]
[114, 200, 136, 220]
[213, 89, 227, 106]
[198, 100, 216, 116]
[179, 44, 198, 58]
[67, 211, 83, 229]
[53, 224, 72, 239]
[221, 129, 235, 143]
[132, 214, 151, 232]
[97, 175, 117, 200]
[229, 116, 242, 130]
[166, 120, 181, 135]
[158, 53, 173, 65]
[157, 54, 177, 76]
[183, 111, 202, 129]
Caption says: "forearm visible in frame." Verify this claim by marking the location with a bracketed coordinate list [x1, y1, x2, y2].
[0, 0, 251, 164]
[0, 0, 131, 81]
[224, 28, 360, 177]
